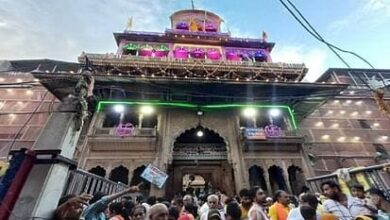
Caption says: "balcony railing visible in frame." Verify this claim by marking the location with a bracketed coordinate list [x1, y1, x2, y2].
[93, 127, 157, 137]
[63, 169, 128, 196]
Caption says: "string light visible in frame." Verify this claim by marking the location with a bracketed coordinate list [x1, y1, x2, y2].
[349, 91, 355, 95]
[380, 136, 388, 141]
[327, 110, 334, 114]
[365, 110, 372, 115]
[355, 101, 362, 105]
[339, 110, 346, 114]
[16, 78, 22, 82]
[373, 123, 380, 127]
[6, 89, 13, 93]
[0, 77, 5, 82]
[345, 100, 352, 104]
[26, 90, 33, 95]
[333, 100, 339, 104]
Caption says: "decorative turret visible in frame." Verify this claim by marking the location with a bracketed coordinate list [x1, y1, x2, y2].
[170, 9, 223, 33]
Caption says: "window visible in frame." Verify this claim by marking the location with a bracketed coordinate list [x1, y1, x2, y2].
[102, 112, 121, 127]
[358, 119, 371, 129]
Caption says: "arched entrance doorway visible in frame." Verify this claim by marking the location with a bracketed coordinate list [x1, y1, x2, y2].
[248, 165, 267, 191]
[166, 126, 235, 198]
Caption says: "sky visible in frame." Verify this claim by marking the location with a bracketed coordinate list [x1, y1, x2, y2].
[0, 0, 389, 81]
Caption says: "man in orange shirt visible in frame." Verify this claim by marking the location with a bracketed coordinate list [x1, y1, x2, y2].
[268, 190, 291, 220]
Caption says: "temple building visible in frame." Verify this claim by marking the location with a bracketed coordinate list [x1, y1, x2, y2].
[31, 8, 346, 197]
[1, 8, 389, 197]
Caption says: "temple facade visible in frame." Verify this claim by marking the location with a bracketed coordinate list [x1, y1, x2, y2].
[60, 9, 344, 197]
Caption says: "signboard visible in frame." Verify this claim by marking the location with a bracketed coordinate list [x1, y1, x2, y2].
[244, 128, 266, 140]
[140, 164, 168, 189]
[264, 124, 283, 137]
[115, 123, 135, 137]
[244, 125, 283, 140]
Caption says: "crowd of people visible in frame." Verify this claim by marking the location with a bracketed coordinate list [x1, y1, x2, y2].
[54, 180, 390, 220]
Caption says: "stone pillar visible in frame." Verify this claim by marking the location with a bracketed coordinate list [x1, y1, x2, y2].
[150, 110, 169, 196]
[263, 168, 272, 196]
[281, 161, 293, 193]
[11, 98, 84, 219]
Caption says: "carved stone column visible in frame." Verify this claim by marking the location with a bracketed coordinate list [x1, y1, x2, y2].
[281, 161, 293, 193]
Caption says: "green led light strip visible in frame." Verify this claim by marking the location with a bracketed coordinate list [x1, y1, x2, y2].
[97, 101, 297, 129]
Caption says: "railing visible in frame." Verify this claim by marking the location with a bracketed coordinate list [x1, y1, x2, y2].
[63, 169, 128, 196]
[306, 163, 390, 198]
[93, 127, 157, 137]
[78, 53, 306, 75]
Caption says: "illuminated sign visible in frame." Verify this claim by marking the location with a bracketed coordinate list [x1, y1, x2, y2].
[244, 128, 266, 140]
[264, 124, 282, 137]
[115, 123, 135, 137]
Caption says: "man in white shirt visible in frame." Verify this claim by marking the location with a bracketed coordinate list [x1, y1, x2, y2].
[287, 193, 320, 220]
[200, 194, 226, 220]
[321, 180, 371, 220]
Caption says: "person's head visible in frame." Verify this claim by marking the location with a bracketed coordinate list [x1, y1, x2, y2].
[299, 205, 317, 220]
[55, 194, 82, 220]
[184, 203, 198, 218]
[149, 203, 169, 220]
[168, 206, 180, 220]
[239, 188, 253, 209]
[265, 197, 273, 206]
[321, 181, 341, 200]
[207, 194, 219, 209]
[351, 184, 365, 199]
[273, 190, 289, 206]
[366, 187, 388, 208]
[226, 202, 241, 220]
[183, 194, 193, 206]
[147, 196, 157, 206]
[132, 204, 147, 220]
[250, 187, 266, 204]
[137, 195, 145, 204]
[301, 193, 319, 210]
[207, 209, 222, 220]
[109, 202, 123, 217]
[90, 191, 107, 212]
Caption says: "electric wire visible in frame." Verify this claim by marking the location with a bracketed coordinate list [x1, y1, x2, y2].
[278, 0, 377, 91]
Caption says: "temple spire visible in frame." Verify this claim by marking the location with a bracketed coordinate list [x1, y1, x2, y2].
[191, 0, 195, 9]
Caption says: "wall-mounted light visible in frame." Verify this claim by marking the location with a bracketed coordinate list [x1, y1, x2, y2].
[321, 135, 330, 139]
[337, 136, 346, 142]
[242, 107, 257, 118]
[315, 121, 323, 127]
[345, 100, 352, 104]
[365, 110, 372, 115]
[269, 108, 281, 117]
[196, 130, 204, 137]
[353, 136, 360, 142]
[113, 105, 125, 113]
[340, 110, 346, 115]
[140, 105, 154, 115]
